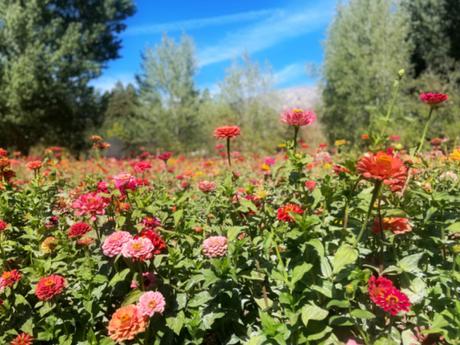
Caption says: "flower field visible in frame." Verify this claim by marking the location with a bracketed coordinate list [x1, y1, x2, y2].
[1, 101, 460, 345]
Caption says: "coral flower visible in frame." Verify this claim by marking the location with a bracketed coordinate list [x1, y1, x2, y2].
[305, 180, 316, 192]
[26, 160, 42, 171]
[202, 236, 228, 258]
[357, 151, 407, 192]
[0, 269, 21, 290]
[419, 92, 448, 106]
[67, 222, 92, 238]
[122, 237, 154, 261]
[138, 291, 166, 317]
[102, 231, 133, 257]
[372, 217, 412, 235]
[10, 333, 33, 345]
[35, 274, 66, 301]
[214, 126, 241, 139]
[108, 304, 147, 342]
[72, 192, 109, 220]
[368, 276, 410, 316]
[198, 180, 216, 193]
[281, 108, 316, 127]
[277, 203, 304, 223]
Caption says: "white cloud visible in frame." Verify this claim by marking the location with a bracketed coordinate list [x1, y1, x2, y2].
[125, 9, 275, 36]
[198, 2, 335, 67]
[274, 63, 307, 87]
[90, 74, 135, 92]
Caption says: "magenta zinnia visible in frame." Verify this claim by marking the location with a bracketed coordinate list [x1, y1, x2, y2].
[368, 276, 410, 316]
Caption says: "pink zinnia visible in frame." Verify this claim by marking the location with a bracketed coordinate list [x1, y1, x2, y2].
[131, 161, 152, 173]
[102, 231, 133, 257]
[281, 108, 316, 127]
[419, 92, 448, 106]
[113, 173, 138, 193]
[305, 180, 316, 192]
[198, 180, 216, 193]
[138, 291, 166, 317]
[72, 192, 109, 220]
[214, 126, 241, 139]
[35, 274, 66, 301]
[202, 236, 228, 258]
[122, 237, 154, 261]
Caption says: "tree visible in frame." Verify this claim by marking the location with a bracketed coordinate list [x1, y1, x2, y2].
[402, 0, 460, 77]
[0, 0, 135, 152]
[321, 0, 412, 142]
[136, 34, 204, 152]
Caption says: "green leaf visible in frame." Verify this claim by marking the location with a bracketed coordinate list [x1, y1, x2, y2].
[166, 311, 185, 335]
[350, 309, 375, 319]
[200, 312, 225, 330]
[301, 304, 329, 326]
[326, 299, 350, 309]
[188, 291, 212, 308]
[332, 244, 358, 274]
[290, 263, 313, 287]
[447, 222, 460, 233]
[398, 253, 423, 273]
[108, 268, 130, 287]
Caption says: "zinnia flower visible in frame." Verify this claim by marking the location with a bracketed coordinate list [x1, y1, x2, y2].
[419, 92, 448, 106]
[198, 180, 216, 193]
[202, 236, 228, 258]
[368, 276, 410, 316]
[67, 222, 92, 238]
[0, 219, 8, 232]
[142, 216, 162, 230]
[132, 161, 152, 173]
[137, 229, 166, 255]
[281, 108, 316, 127]
[113, 173, 138, 193]
[372, 217, 412, 235]
[305, 180, 316, 192]
[41, 236, 58, 254]
[10, 333, 33, 345]
[277, 203, 304, 223]
[214, 126, 241, 139]
[102, 231, 133, 257]
[26, 160, 42, 171]
[35, 274, 66, 301]
[450, 149, 460, 161]
[108, 304, 147, 342]
[0, 269, 21, 291]
[357, 151, 407, 192]
[72, 192, 109, 220]
[121, 237, 154, 261]
[138, 291, 166, 317]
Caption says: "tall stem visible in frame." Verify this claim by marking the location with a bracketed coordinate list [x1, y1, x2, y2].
[355, 181, 382, 246]
[293, 126, 299, 152]
[416, 107, 434, 155]
[226, 138, 232, 167]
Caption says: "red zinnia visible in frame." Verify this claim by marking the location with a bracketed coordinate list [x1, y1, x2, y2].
[0, 219, 8, 232]
[368, 276, 410, 316]
[419, 92, 448, 106]
[158, 151, 173, 162]
[138, 229, 167, 255]
[67, 222, 92, 238]
[277, 203, 304, 223]
[35, 274, 66, 301]
[372, 217, 412, 235]
[0, 269, 21, 290]
[357, 151, 407, 192]
[10, 333, 33, 345]
[214, 126, 241, 139]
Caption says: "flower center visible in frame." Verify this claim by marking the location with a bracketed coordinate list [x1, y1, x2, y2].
[385, 294, 399, 305]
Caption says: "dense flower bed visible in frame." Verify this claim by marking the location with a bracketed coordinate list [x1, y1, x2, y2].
[0, 101, 459, 344]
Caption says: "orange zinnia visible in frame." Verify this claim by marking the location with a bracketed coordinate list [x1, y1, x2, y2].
[108, 304, 147, 342]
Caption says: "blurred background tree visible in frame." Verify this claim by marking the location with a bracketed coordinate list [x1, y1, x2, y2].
[0, 0, 135, 153]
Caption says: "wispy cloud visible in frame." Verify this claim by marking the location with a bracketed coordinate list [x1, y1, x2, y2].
[274, 63, 307, 87]
[90, 74, 135, 92]
[125, 9, 275, 36]
[198, 2, 335, 67]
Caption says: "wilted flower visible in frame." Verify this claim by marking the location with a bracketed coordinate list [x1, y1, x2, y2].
[281, 108, 316, 127]
[138, 291, 166, 317]
[41, 236, 58, 254]
[102, 231, 133, 257]
[202, 236, 228, 258]
[35, 274, 66, 301]
[108, 304, 147, 342]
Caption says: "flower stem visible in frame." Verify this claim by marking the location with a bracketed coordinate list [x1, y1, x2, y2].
[293, 126, 299, 152]
[416, 107, 434, 155]
[226, 138, 232, 167]
[355, 181, 382, 246]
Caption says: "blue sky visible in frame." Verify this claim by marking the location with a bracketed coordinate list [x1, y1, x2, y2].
[91, 0, 337, 92]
